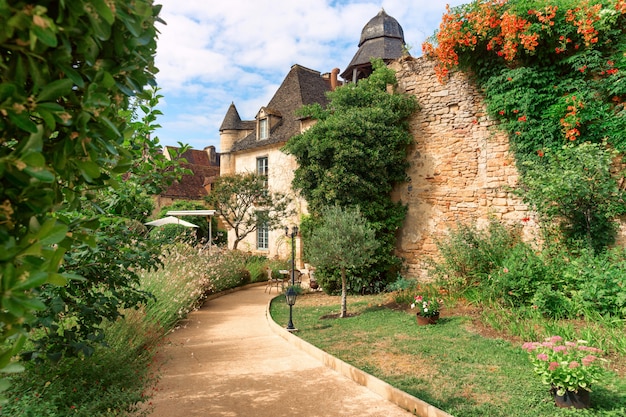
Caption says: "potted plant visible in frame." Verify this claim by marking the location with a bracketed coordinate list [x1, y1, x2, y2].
[522, 336, 606, 409]
[411, 295, 442, 325]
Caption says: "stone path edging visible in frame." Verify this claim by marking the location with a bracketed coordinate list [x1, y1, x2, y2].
[265, 300, 455, 417]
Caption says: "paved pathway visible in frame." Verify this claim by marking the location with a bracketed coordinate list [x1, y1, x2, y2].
[147, 285, 416, 417]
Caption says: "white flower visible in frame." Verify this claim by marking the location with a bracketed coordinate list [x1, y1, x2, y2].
[411, 303, 415, 309]
[424, 308, 429, 313]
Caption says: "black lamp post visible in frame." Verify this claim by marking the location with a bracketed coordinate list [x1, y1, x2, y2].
[285, 285, 297, 331]
[284, 226, 298, 331]
[284, 226, 299, 286]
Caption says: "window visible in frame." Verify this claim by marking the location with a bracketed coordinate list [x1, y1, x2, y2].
[259, 118, 269, 140]
[257, 219, 269, 250]
[257, 156, 268, 188]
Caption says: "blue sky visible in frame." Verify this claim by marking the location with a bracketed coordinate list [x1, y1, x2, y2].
[154, 0, 468, 151]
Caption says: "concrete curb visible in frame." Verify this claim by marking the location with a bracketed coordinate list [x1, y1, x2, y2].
[266, 299, 455, 417]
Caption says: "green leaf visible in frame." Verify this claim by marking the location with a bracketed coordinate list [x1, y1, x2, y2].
[76, 160, 102, 182]
[91, 0, 115, 25]
[37, 222, 68, 246]
[11, 272, 48, 291]
[46, 273, 68, 286]
[31, 25, 57, 47]
[37, 78, 73, 102]
[23, 166, 55, 182]
[7, 110, 38, 133]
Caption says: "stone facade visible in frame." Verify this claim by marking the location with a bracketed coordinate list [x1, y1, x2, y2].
[389, 56, 538, 276]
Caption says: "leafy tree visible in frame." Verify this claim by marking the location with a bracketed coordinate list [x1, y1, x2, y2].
[205, 173, 291, 250]
[306, 206, 379, 318]
[0, 0, 174, 386]
[283, 59, 417, 291]
[26, 89, 186, 361]
[520, 142, 626, 253]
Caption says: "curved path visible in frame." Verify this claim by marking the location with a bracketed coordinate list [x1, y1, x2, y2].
[147, 285, 418, 417]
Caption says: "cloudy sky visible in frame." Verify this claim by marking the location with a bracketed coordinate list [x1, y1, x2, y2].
[154, 0, 467, 151]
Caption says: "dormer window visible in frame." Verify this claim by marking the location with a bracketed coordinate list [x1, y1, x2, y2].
[259, 118, 269, 140]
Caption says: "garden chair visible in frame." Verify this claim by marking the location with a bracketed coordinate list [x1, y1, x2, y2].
[264, 268, 285, 293]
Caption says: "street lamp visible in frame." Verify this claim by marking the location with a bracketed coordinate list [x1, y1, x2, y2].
[284, 226, 299, 286]
[285, 285, 297, 331]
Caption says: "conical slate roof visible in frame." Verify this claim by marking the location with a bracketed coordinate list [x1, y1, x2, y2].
[359, 8, 404, 47]
[341, 9, 407, 81]
[219, 102, 242, 131]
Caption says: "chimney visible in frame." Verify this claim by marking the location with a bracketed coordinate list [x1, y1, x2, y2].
[330, 68, 340, 91]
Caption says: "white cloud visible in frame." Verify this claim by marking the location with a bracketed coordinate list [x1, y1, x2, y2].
[153, 0, 467, 150]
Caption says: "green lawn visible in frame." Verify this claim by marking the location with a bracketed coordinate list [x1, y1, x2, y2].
[270, 292, 626, 417]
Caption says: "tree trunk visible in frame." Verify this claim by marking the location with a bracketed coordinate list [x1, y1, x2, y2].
[340, 266, 347, 318]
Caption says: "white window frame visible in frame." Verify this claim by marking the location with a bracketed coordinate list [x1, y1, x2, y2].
[259, 118, 269, 140]
[257, 219, 269, 250]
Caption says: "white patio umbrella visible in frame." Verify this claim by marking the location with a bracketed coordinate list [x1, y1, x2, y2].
[144, 216, 199, 228]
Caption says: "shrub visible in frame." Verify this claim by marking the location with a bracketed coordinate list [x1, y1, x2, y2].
[429, 218, 522, 290]
[245, 255, 269, 283]
[485, 242, 550, 308]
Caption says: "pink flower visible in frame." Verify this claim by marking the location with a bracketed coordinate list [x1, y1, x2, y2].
[553, 345, 567, 353]
[582, 355, 597, 366]
[415, 295, 423, 303]
[537, 353, 549, 361]
[548, 362, 559, 371]
[549, 336, 563, 343]
[569, 361, 580, 369]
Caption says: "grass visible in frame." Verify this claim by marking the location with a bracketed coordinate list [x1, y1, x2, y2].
[270, 291, 626, 417]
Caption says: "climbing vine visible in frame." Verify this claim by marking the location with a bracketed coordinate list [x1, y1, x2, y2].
[424, 0, 626, 250]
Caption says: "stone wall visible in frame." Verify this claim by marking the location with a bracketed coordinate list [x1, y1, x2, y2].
[389, 56, 538, 277]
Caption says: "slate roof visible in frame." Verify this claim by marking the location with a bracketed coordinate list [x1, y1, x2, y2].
[341, 9, 407, 80]
[229, 64, 331, 152]
[219, 103, 255, 132]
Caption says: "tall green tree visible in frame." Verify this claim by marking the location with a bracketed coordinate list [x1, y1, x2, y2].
[283, 59, 418, 291]
[205, 173, 291, 250]
[0, 0, 171, 386]
[307, 206, 379, 318]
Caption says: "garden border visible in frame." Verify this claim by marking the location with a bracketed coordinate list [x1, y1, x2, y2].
[266, 298, 454, 417]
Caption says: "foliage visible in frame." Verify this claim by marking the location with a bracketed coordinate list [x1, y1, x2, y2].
[283, 59, 418, 291]
[410, 294, 443, 317]
[25, 215, 160, 361]
[424, 0, 626, 251]
[430, 217, 626, 320]
[522, 336, 607, 395]
[306, 205, 379, 317]
[0, 0, 169, 392]
[205, 172, 291, 250]
[519, 142, 626, 253]
[429, 218, 523, 290]
[245, 255, 270, 283]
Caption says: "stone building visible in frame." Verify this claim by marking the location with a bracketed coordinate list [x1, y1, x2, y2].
[216, 9, 542, 276]
[219, 64, 340, 258]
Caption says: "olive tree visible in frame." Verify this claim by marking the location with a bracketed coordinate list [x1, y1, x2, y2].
[307, 206, 379, 318]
